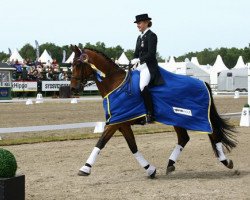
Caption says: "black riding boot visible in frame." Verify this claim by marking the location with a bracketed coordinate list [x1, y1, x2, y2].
[141, 86, 155, 123]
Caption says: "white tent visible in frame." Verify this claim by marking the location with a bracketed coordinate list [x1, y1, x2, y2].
[65, 52, 75, 64]
[39, 49, 53, 65]
[158, 56, 177, 73]
[210, 55, 228, 86]
[211, 55, 228, 72]
[117, 52, 129, 65]
[191, 57, 199, 66]
[9, 49, 24, 63]
[234, 56, 246, 69]
[168, 56, 175, 64]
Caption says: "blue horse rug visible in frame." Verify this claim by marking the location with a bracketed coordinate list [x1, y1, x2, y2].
[103, 67, 212, 133]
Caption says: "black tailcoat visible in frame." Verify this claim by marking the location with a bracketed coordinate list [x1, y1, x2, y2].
[134, 29, 164, 86]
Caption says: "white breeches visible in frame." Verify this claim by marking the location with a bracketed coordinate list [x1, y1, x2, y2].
[136, 63, 151, 91]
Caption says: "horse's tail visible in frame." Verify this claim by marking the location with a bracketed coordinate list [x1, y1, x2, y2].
[205, 82, 237, 156]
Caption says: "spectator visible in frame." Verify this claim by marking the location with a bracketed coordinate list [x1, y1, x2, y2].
[52, 59, 59, 72]
[21, 67, 28, 80]
[14, 60, 23, 78]
[46, 67, 53, 80]
[58, 70, 68, 81]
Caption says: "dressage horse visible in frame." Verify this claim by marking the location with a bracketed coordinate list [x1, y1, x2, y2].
[70, 45, 237, 178]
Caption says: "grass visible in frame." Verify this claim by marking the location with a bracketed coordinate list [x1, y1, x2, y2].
[0, 126, 174, 146]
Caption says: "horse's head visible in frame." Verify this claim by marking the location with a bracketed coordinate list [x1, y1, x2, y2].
[70, 45, 126, 97]
[70, 45, 95, 94]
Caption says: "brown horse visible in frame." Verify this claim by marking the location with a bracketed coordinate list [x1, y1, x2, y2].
[70, 45, 237, 178]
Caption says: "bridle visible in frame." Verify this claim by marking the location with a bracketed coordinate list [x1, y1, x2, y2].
[71, 53, 96, 89]
[71, 51, 126, 90]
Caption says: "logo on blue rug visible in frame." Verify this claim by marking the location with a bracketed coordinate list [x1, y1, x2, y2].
[173, 107, 192, 116]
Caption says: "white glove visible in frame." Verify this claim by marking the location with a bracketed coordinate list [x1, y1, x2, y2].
[131, 58, 140, 65]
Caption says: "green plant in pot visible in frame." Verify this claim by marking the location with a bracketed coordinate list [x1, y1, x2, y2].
[0, 148, 17, 178]
[244, 103, 250, 108]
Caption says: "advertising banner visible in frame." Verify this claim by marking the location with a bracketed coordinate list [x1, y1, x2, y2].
[12, 81, 37, 92]
[42, 81, 71, 91]
[42, 81, 97, 91]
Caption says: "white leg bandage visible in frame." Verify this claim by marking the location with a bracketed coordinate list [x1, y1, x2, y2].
[216, 142, 227, 161]
[133, 151, 149, 168]
[86, 147, 100, 165]
[169, 144, 184, 162]
[79, 147, 100, 174]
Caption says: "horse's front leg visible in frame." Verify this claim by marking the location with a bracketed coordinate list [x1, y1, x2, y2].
[119, 124, 156, 178]
[78, 125, 117, 176]
[167, 126, 190, 174]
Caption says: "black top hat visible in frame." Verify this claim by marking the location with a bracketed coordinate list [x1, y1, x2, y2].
[134, 14, 152, 23]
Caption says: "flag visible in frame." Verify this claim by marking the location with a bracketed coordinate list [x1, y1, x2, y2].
[62, 50, 66, 63]
[35, 40, 40, 61]
[8, 48, 12, 55]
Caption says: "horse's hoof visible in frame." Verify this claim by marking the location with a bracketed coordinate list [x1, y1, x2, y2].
[149, 169, 156, 179]
[78, 170, 90, 176]
[166, 165, 175, 174]
[227, 159, 234, 169]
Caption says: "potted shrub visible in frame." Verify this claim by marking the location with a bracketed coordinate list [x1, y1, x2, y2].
[0, 148, 25, 200]
[244, 103, 250, 107]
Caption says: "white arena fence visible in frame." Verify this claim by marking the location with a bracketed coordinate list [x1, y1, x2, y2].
[0, 112, 242, 135]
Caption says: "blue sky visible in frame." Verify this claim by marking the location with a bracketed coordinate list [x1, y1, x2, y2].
[0, 0, 250, 58]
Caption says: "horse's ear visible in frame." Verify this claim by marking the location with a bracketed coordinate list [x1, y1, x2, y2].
[71, 45, 82, 57]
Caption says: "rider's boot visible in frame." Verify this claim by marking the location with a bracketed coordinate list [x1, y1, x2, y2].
[141, 86, 155, 123]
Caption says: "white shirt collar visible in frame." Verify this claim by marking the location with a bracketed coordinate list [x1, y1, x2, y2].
[140, 28, 150, 38]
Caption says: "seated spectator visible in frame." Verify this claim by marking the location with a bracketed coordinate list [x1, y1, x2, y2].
[10, 59, 15, 66]
[46, 67, 53, 80]
[14, 60, 23, 75]
[52, 59, 59, 72]
[35, 60, 44, 68]
[21, 67, 28, 80]
[31, 69, 38, 80]
[58, 70, 68, 81]
[37, 65, 43, 73]
[26, 58, 33, 66]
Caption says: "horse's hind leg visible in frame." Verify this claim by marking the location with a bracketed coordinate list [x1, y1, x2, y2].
[208, 133, 234, 169]
[119, 124, 156, 178]
[166, 126, 190, 174]
[78, 125, 117, 176]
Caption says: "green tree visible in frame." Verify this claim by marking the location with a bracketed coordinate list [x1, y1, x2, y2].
[19, 43, 36, 61]
[125, 49, 134, 60]
[176, 45, 250, 68]
[0, 51, 8, 62]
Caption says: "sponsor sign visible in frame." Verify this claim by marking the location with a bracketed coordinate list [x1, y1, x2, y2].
[42, 81, 98, 91]
[12, 81, 37, 92]
[1, 82, 11, 87]
[84, 82, 98, 91]
[42, 81, 71, 91]
[173, 107, 192, 116]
